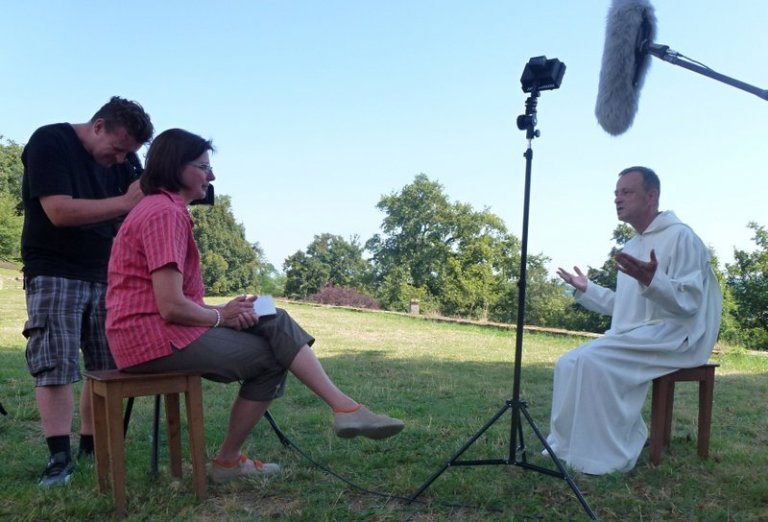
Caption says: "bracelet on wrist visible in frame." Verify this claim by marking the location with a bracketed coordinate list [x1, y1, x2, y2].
[212, 308, 221, 328]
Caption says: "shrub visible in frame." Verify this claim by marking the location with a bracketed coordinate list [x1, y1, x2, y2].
[308, 286, 381, 310]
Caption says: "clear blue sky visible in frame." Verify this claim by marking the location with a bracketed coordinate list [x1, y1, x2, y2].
[2, 1, 767, 275]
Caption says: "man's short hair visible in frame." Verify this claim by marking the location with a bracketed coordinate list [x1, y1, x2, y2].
[91, 96, 154, 144]
[618, 166, 660, 195]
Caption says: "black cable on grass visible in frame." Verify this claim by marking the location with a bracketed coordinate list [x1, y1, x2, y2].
[262, 410, 503, 516]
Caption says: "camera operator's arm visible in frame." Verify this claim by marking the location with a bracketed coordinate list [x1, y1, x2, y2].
[40, 179, 143, 227]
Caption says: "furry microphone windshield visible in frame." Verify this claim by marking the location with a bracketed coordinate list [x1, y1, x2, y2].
[595, 0, 656, 136]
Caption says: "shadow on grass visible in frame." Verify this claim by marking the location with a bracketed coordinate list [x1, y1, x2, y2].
[1, 340, 767, 521]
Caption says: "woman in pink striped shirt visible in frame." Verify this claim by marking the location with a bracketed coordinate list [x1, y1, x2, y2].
[106, 128, 403, 483]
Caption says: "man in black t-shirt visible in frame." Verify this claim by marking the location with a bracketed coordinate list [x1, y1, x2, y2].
[21, 96, 153, 487]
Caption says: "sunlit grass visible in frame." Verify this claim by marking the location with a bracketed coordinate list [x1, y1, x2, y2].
[1, 267, 767, 521]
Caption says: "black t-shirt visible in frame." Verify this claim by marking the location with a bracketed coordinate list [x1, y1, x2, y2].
[21, 123, 139, 283]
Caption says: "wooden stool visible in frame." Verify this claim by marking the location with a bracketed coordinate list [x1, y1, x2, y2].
[85, 370, 207, 517]
[649, 363, 719, 466]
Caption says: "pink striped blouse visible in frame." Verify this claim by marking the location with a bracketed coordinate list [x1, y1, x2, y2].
[106, 190, 208, 368]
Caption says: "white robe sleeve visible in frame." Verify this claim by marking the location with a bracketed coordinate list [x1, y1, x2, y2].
[640, 228, 705, 318]
[574, 281, 615, 316]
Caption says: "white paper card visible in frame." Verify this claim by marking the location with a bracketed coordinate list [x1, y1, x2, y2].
[253, 295, 277, 317]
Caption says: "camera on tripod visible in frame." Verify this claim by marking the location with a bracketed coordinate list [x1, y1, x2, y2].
[517, 56, 566, 136]
[520, 56, 566, 93]
[412, 54, 594, 519]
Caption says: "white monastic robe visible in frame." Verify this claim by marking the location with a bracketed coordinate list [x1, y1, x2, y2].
[546, 211, 722, 474]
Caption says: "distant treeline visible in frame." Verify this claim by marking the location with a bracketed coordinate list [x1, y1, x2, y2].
[1, 139, 766, 349]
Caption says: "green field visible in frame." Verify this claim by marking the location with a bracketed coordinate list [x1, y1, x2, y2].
[1, 267, 766, 521]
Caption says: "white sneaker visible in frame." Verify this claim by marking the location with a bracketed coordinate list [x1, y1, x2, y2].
[333, 405, 404, 440]
[210, 454, 281, 484]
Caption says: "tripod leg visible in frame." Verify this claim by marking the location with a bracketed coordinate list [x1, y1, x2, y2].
[150, 394, 161, 477]
[123, 396, 133, 436]
[510, 404, 528, 463]
[518, 404, 597, 520]
[409, 89, 596, 519]
[410, 401, 512, 502]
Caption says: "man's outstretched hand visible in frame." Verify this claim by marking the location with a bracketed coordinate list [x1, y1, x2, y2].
[557, 266, 588, 292]
[615, 249, 658, 287]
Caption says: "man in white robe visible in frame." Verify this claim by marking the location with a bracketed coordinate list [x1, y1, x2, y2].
[547, 166, 722, 475]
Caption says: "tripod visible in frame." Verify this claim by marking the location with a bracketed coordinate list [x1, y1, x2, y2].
[409, 87, 597, 520]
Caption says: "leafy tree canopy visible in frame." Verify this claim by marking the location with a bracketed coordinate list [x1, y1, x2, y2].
[366, 173, 562, 321]
[283, 233, 368, 298]
[0, 137, 24, 261]
[726, 222, 768, 349]
[190, 194, 260, 296]
[0, 137, 23, 205]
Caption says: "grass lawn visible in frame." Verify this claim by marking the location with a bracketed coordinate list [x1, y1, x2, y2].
[0, 267, 766, 521]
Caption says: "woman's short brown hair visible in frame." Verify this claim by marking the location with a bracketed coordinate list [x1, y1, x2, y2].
[141, 128, 214, 195]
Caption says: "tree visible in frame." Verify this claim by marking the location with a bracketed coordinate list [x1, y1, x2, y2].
[710, 249, 740, 344]
[0, 193, 23, 261]
[375, 265, 434, 313]
[0, 137, 23, 205]
[305, 233, 369, 288]
[0, 138, 24, 261]
[366, 174, 454, 298]
[252, 243, 285, 297]
[366, 173, 561, 320]
[283, 233, 369, 298]
[283, 250, 330, 298]
[190, 194, 261, 295]
[434, 204, 516, 319]
[520, 255, 574, 327]
[726, 222, 768, 350]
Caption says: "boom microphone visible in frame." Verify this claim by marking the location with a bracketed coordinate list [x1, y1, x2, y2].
[596, 0, 768, 136]
[595, 0, 656, 136]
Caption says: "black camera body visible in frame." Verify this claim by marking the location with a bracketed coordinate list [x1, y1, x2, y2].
[520, 56, 566, 93]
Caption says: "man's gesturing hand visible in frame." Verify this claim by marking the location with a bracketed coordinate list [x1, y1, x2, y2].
[557, 266, 588, 292]
[615, 249, 658, 287]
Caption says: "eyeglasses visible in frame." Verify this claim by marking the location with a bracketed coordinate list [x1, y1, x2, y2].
[189, 163, 213, 173]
